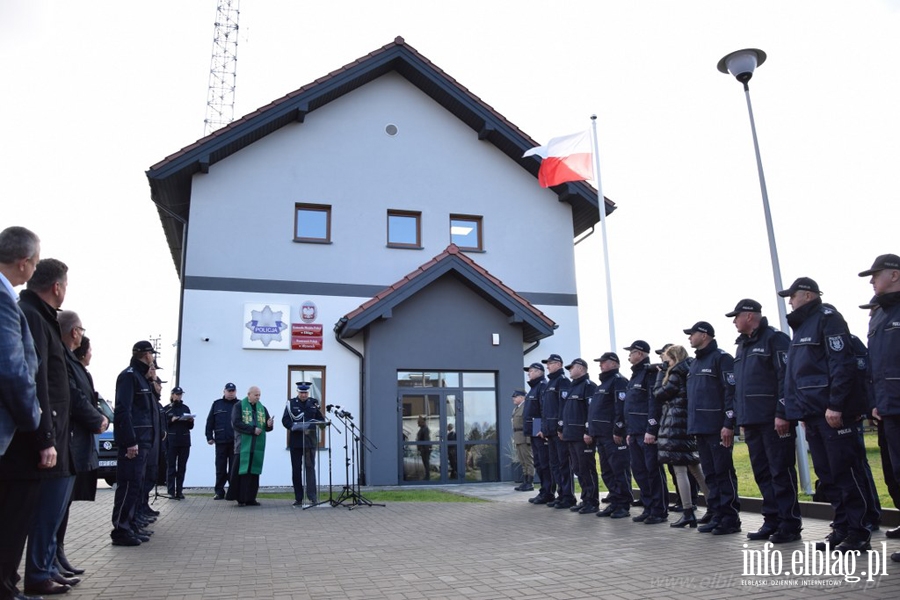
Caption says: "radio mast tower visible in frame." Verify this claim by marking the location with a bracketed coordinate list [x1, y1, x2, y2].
[204, 0, 241, 135]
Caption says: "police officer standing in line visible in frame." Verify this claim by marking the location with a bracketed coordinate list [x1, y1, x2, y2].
[561, 358, 598, 513]
[283, 382, 325, 507]
[780, 277, 871, 552]
[163, 387, 193, 500]
[860, 255, 900, 562]
[540, 354, 573, 509]
[624, 340, 667, 524]
[728, 299, 802, 543]
[525, 362, 553, 504]
[206, 383, 239, 500]
[589, 352, 632, 518]
[110, 341, 157, 546]
[684, 321, 740, 535]
[510, 390, 534, 491]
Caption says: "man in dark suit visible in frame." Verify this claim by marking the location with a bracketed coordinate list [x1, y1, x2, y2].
[0, 226, 42, 600]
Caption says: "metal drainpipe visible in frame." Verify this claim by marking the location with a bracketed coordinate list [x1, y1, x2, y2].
[524, 340, 541, 356]
[333, 318, 366, 484]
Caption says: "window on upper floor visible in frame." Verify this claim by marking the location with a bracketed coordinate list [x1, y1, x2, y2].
[450, 214, 483, 251]
[294, 203, 331, 243]
[387, 210, 421, 248]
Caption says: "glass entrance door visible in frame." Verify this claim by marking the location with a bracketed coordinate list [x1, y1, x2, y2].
[399, 391, 461, 483]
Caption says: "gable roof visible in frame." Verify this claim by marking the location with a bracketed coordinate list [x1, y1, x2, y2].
[335, 244, 557, 343]
[146, 37, 615, 276]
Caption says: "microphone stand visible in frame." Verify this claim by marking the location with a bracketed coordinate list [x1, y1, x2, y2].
[331, 408, 383, 509]
[304, 418, 340, 509]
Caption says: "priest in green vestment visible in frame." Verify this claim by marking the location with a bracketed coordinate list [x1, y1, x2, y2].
[226, 386, 273, 506]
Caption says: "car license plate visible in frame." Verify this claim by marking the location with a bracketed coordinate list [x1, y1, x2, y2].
[99, 460, 117, 467]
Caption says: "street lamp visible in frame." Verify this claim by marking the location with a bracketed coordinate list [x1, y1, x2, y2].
[718, 48, 811, 494]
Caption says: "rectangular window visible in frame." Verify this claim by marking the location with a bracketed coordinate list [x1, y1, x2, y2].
[294, 203, 331, 243]
[387, 210, 421, 248]
[450, 214, 483, 251]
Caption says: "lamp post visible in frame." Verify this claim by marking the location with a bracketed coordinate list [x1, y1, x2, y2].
[718, 48, 812, 494]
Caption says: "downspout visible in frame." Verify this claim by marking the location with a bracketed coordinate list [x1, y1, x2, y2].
[333, 318, 366, 485]
[524, 340, 540, 356]
[152, 200, 187, 388]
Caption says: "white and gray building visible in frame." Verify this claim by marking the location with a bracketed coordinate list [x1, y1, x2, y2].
[146, 37, 614, 488]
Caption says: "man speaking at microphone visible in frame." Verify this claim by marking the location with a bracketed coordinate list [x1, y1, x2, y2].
[283, 382, 324, 507]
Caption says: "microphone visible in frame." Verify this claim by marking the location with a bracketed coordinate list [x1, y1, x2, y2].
[326, 404, 335, 410]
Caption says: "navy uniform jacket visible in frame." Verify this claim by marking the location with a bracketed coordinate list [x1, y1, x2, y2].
[733, 317, 790, 426]
[587, 369, 628, 439]
[869, 291, 900, 416]
[282, 396, 325, 448]
[784, 298, 857, 420]
[206, 397, 238, 444]
[113, 358, 156, 450]
[523, 375, 547, 437]
[686, 339, 736, 435]
[624, 358, 655, 436]
[540, 370, 570, 436]
[164, 401, 194, 447]
[561, 374, 596, 441]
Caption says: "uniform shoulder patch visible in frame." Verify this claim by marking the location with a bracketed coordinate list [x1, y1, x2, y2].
[725, 371, 736, 386]
[828, 336, 845, 352]
[617, 391, 626, 401]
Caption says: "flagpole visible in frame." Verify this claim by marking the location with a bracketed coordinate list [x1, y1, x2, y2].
[590, 115, 616, 351]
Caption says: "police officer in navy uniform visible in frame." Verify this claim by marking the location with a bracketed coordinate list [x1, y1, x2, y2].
[205, 383, 239, 500]
[561, 358, 598, 513]
[589, 352, 632, 518]
[524, 362, 553, 504]
[540, 354, 573, 509]
[110, 341, 157, 546]
[780, 277, 871, 552]
[163, 387, 193, 500]
[684, 321, 740, 535]
[860, 255, 900, 562]
[283, 382, 324, 507]
[624, 340, 668, 524]
[728, 299, 801, 543]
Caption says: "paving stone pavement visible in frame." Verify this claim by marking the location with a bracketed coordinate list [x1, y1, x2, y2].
[44, 485, 900, 599]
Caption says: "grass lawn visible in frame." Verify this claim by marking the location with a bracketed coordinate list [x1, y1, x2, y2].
[588, 429, 893, 506]
[192, 489, 486, 503]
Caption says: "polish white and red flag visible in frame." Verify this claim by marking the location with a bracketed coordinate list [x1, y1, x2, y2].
[522, 130, 593, 188]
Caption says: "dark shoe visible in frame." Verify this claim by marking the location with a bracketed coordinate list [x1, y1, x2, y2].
[698, 517, 722, 533]
[711, 520, 742, 535]
[144, 508, 160, 516]
[292, 501, 302, 507]
[631, 498, 642, 507]
[632, 512, 649, 522]
[50, 574, 79, 587]
[747, 524, 778, 540]
[644, 515, 668, 525]
[24, 580, 70, 595]
[569, 502, 584, 512]
[237, 502, 246, 507]
[56, 547, 84, 576]
[167, 490, 176, 498]
[176, 493, 186, 500]
[671, 508, 697, 528]
[596, 505, 616, 517]
[554, 499, 575, 510]
[213, 494, 225, 500]
[609, 507, 631, 519]
[546, 498, 559, 508]
[697, 511, 714, 525]
[132, 533, 150, 543]
[246, 500, 261, 506]
[668, 503, 683, 513]
[865, 522, 880, 533]
[815, 531, 846, 552]
[54, 558, 74, 577]
[835, 536, 871, 553]
[111, 536, 141, 547]
[769, 529, 803, 544]
[136, 528, 154, 536]
[578, 504, 599, 514]
[601, 495, 611, 504]
[531, 495, 550, 505]
[891, 552, 900, 563]
[886, 525, 900, 539]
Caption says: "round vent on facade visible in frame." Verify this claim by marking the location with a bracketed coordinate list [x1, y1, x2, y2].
[385, 124, 398, 136]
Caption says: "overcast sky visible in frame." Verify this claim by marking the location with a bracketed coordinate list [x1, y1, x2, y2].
[2, 0, 897, 396]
